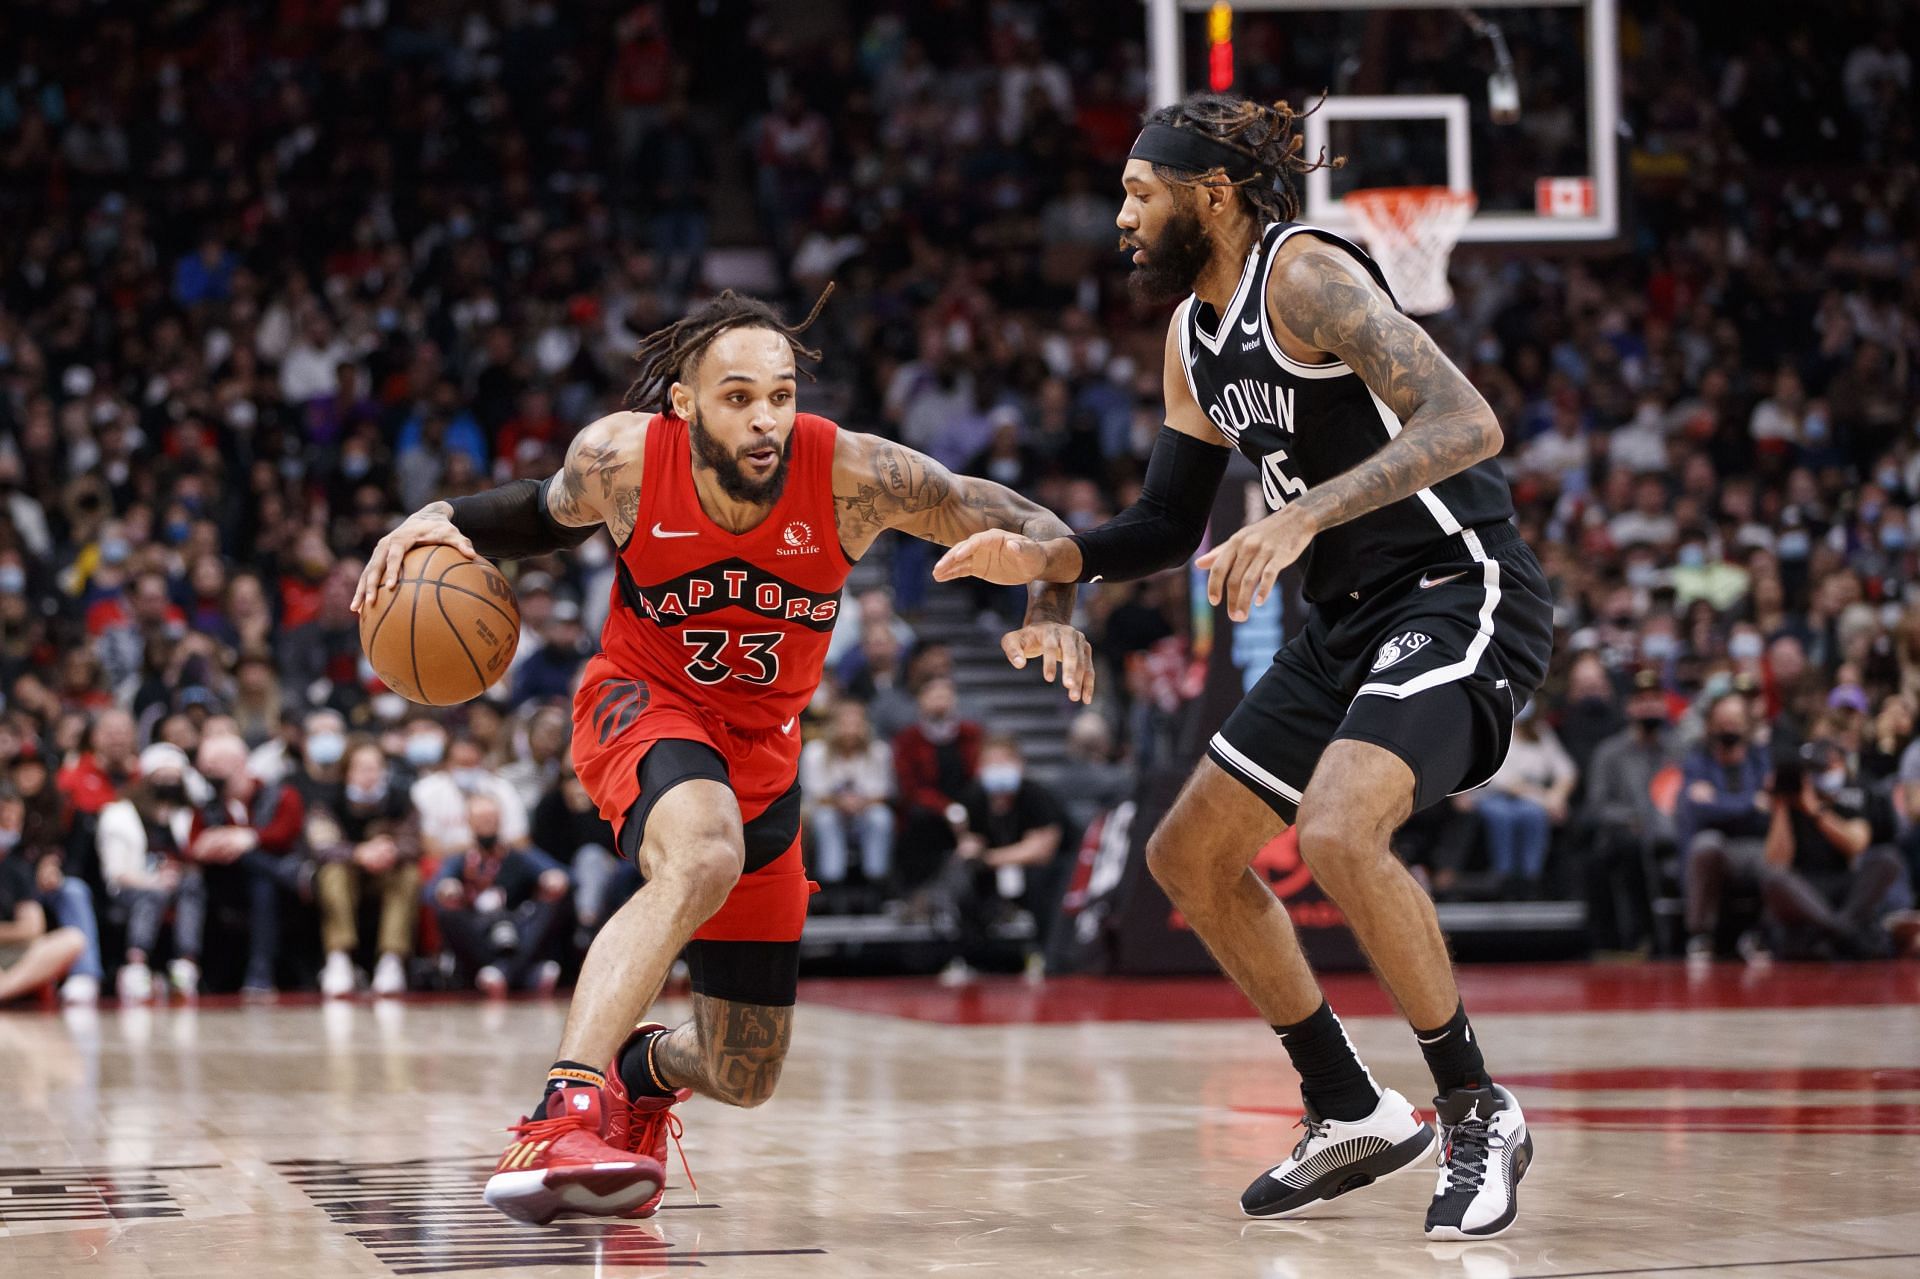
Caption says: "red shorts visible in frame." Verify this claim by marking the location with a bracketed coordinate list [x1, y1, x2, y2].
[571, 664, 816, 943]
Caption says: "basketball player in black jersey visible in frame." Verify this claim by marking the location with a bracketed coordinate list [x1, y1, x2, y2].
[937, 93, 1554, 1240]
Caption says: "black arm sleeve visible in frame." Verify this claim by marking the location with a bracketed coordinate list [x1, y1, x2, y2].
[446, 476, 598, 560]
[1067, 426, 1230, 583]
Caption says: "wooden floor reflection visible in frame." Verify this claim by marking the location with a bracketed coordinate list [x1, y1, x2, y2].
[2, 964, 1917, 1278]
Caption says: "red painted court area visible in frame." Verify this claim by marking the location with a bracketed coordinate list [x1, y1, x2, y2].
[799, 961, 1920, 1024]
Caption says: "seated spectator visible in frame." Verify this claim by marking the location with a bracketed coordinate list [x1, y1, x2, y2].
[841, 620, 918, 742]
[935, 735, 1067, 980]
[425, 793, 570, 996]
[510, 600, 592, 706]
[1052, 711, 1135, 837]
[1579, 674, 1678, 952]
[531, 758, 635, 932]
[311, 742, 421, 998]
[1680, 694, 1773, 961]
[1466, 708, 1576, 897]
[0, 796, 86, 1005]
[893, 677, 982, 893]
[96, 744, 207, 1001]
[189, 733, 306, 995]
[57, 707, 140, 817]
[21, 815, 105, 1007]
[408, 723, 530, 862]
[1759, 737, 1911, 959]
[800, 701, 896, 899]
[500, 706, 570, 814]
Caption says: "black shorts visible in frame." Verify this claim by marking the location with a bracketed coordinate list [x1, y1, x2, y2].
[1207, 523, 1554, 823]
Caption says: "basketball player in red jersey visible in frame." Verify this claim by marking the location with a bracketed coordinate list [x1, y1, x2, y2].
[351, 291, 1092, 1225]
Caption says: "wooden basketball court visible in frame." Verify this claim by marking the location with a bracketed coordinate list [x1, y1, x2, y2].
[3, 963, 1916, 1277]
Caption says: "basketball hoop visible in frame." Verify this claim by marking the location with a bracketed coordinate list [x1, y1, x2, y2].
[1341, 186, 1477, 317]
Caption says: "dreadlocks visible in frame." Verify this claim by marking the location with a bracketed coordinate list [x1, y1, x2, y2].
[623, 285, 834, 414]
[1141, 93, 1341, 224]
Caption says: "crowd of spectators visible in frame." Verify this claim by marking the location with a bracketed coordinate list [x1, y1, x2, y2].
[3, 2, 1919, 1002]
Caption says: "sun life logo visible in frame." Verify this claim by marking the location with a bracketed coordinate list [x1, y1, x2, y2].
[778, 520, 817, 556]
[1371, 631, 1431, 673]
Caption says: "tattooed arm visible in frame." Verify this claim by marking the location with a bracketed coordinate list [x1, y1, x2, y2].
[351, 413, 647, 612]
[650, 994, 793, 1108]
[1194, 241, 1502, 621]
[1270, 242, 1502, 529]
[833, 431, 1095, 702]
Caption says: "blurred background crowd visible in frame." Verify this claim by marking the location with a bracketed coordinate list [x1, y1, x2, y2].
[2, 0, 1917, 1003]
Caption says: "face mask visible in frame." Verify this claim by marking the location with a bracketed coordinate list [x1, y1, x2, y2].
[345, 780, 388, 806]
[404, 735, 445, 767]
[0, 828, 18, 852]
[100, 537, 131, 565]
[1677, 545, 1706, 569]
[452, 767, 489, 791]
[165, 520, 191, 544]
[1816, 766, 1848, 795]
[153, 781, 187, 805]
[341, 455, 371, 479]
[1861, 502, 1883, 525]
[1876, 468, 1900, 492]
[474, 832, 500, 851]
[1728, 633, 1764, 661]
[306, 733, 346, 767]
[1641, 633, 1676, 660]
[1712, 730, 1745, 751]
[1634, 715, 1666, 733]
[0, 566, 24, 593]
[921, 713, 958, 743]
[1883, 527, 1907, 551]
[1625, 562, 1660, 588]
[979, 763, 1023, 795]
[1776, 529, 1810, 560]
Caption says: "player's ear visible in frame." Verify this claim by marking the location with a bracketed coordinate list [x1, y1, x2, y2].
[668, 380, 694, 422]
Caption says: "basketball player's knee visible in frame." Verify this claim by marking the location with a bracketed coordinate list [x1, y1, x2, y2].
[659, 836, 745, 918]
[1294, 804, 1383, 884]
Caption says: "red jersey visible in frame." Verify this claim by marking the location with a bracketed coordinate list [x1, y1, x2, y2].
[587, 412, 853, 734]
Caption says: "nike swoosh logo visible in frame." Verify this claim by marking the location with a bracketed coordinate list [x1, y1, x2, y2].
[781, 717, 796, 734]
[1419, 570, 1468, 589]
[1240, 316, 1260, 335]
[651, 523, 698, 539]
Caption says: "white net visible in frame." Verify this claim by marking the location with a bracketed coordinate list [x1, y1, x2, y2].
[1342, 186, 1477, 316]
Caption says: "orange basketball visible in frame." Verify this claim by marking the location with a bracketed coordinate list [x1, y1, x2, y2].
[359, 545, 521, 706]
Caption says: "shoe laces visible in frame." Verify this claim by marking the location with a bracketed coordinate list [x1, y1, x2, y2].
[633, 1104, 699, 1202]
[1438, 1117, 1506, 1194]
[1290, 1113, 1330, 1160]
[506, 1109, 595, 1144]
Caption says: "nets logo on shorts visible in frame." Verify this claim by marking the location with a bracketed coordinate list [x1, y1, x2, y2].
[1370, 631, 1432, 673]
[777, 520, 817, 556]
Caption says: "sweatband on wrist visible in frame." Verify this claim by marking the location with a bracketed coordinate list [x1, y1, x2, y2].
[446, 476, 598, 560]
[1068, 426, 1230, 583]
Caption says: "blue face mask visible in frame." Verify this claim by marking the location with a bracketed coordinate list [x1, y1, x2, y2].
[100, 538, 131, 565]
[306, 733, 346, 767]
[0, 566, 24, 594]
[404, 735, 445, 767]
[979, 763, 1023, 795]
[165, 521, 191, 545]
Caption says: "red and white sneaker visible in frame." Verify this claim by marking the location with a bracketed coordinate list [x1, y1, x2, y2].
[483, 1085, 665, 1225]
[604, 1024, 695, 1218]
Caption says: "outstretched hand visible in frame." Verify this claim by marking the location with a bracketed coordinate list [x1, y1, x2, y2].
[1001, 621, 1096, 704]
[933, 529, 1050, 586]
[1195, 506, 1316, 622]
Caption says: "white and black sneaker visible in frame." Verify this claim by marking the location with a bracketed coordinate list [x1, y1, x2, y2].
[1241, 1088, 1437, 1218]
[1424, 1083, 1533, 1240]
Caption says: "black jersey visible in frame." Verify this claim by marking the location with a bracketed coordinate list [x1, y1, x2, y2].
[1177, 221, 1516, 603]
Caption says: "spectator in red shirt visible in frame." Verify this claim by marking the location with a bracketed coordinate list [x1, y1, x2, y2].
[188, 733, 306, 994]
[892, 676, 983, 893]
[57, 708, 140, 816]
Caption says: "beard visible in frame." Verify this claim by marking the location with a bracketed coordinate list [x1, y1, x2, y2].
[1123, 203, 1215, 306]
[688, 409, 791, 505]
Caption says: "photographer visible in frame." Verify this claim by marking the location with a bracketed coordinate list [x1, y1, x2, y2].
[1759, 735, 1910, 959]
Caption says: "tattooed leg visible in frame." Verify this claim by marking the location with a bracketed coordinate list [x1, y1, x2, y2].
[650, 994, 794, 1108]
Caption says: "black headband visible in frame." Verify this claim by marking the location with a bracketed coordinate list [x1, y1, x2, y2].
[1128, 123, 1260, 182]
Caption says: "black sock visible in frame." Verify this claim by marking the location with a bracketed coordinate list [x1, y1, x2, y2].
[537, 1060, 606, 1117]
[1274, 1001, 1379, 1122]
[617, 1028, 680, 1099]
[1414, 1002, 1487, 1095]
